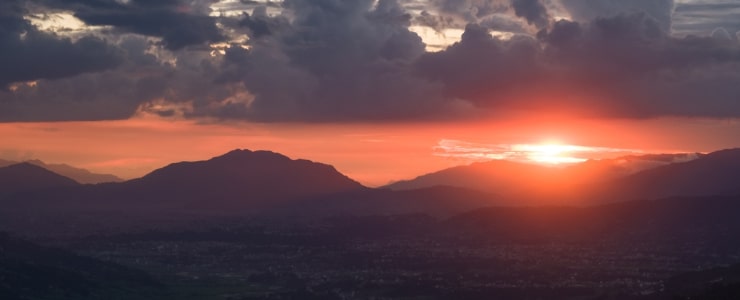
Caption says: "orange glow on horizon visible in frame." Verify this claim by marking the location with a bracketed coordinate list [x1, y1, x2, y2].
[1, 115, 740, 187]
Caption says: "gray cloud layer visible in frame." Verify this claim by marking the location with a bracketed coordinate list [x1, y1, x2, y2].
[1, 0, 740, 122]
[0, 0, 122, 89]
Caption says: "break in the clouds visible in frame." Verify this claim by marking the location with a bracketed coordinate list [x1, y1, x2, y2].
[1, 0, 740, 122]
[433, 138, 643, 164]
[0, 0, 122, 90]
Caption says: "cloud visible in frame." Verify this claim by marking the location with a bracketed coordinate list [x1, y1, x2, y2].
[559, 0, 675, 33]
[430, 0, 508, 21]
[533, 13, 740, 118]
[238, 6, 290, 38]
[415, 23, 541, 103]
[0, 34, 237, 122]
[208, 0, 470, 122]
[414, 10, 457, 32]
[672, 2, 740, 37]
[511, 0, 550, 29]
[0, 0, 122, 89]
[40, 0, 225, 50]
[2, 0, 740, 122]
[433, 139, 642, 163]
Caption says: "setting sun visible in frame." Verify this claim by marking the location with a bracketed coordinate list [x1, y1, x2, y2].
[518, 142, 588, 165]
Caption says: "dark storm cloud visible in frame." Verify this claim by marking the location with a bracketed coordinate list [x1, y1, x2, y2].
[559, 0, 675, 33]
[673, 2, 740, 37]
[3, 0, 740, 123]
[0, 34, 239, 122]
[421, 11, 740, 118]
[238, 6, 290, 38]
[209, 0, 466, 122]
[511, 0, 549, 29]
[415, 23, 541, 102]
[428, 0, 509, 23]
[39, 0, 225, 50]
[0, 0, 122, 89]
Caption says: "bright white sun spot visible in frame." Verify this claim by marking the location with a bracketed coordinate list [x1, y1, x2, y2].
[515, 142, 588, 165]
[433, 139, 642, 166]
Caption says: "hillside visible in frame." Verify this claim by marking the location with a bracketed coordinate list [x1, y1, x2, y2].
[0, 163, 79, 195]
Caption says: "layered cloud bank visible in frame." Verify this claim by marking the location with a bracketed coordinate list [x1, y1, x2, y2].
[1, 0, 740, 122]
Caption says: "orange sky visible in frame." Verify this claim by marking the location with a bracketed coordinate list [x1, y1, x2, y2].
[2, 113, 740, 186]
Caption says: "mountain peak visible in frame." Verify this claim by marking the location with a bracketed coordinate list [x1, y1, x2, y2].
[0, 163, 79, 194]
[133, 149, 365, 210]
[214, 149, 290, 162]
[220, 148, 254, 157]
[4, 162, 53, 173]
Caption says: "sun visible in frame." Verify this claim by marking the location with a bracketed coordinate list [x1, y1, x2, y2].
[516, 140, 587, 165]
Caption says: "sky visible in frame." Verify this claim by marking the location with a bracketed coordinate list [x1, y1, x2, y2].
[2, 0, 740, 186]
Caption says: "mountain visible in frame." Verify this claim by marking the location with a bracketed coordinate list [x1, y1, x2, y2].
[27, 160, 123, 184]
[385, 159, 557, 195]
[0, 232, 159, 299]
[126, 149, 366, 208]
[0, 150, 503, 235]
[385, 153, 700, 194]
[384, 152, 718, 204]
[0, 163, 79, 195]
[604, 148, 740, 200]
[0, 159, 122, 184]
[27, 149, 370, 215]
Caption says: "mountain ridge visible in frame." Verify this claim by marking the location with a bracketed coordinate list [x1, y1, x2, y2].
[0, 159, 123, 184]
[384, 150, 734, 204]
[0, 163, 79, 195]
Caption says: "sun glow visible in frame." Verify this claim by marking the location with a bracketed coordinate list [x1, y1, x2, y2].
[515, 142, 588, 165]
[434, 139, 643, 166]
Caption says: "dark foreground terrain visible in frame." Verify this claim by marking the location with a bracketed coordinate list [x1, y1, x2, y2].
[2, 196, 738, 300]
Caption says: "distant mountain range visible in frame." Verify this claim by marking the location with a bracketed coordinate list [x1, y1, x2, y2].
[385, 152, 702, 191]
[0, 163, 79, 195]
[0, 159, 122, 184]
[1, 148, 740, 235]
[605, 148, 740, 200]
[383, 151, 734, 204]
[1, 149, 371, 215]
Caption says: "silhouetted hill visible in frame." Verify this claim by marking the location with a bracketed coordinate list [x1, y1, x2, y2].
[384, 160, 557, 195]
[384, 153, 699, 194]
[384, 151, 730, 204]
[0, 151, 504, 235]
[27, 160, 123, 184]
[606, 148, 740, 200]
[0, 159, 122, 184]
[0, 232, 159, 299]
[0, 163, 79, 195]
[5, 148, 738, 236]
[115, 149, 367, 210]
[11, 149, 371, 216]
